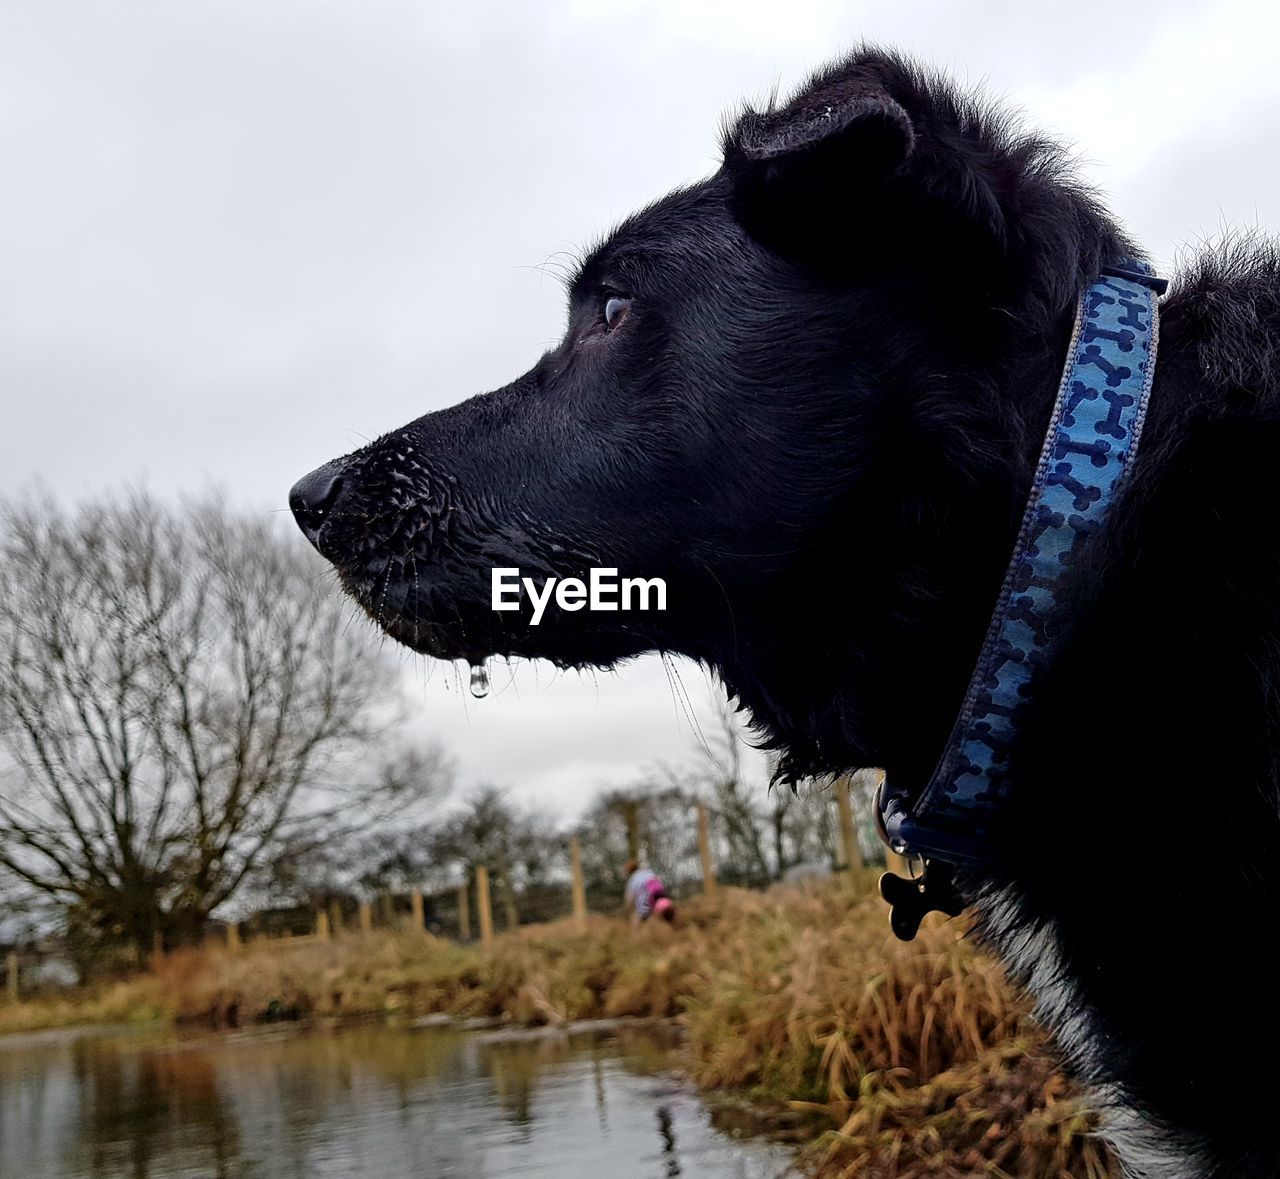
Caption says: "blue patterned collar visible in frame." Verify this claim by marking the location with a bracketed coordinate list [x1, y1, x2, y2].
[876, 259, 1166, 938]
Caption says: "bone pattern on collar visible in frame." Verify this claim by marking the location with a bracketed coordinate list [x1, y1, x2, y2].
[879, 259, 1163, 867]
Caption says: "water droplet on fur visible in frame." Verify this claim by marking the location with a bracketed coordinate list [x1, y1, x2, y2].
[469, 664, 490, 699]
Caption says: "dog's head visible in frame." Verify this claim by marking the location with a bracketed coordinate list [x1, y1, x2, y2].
[290, 49, 1123, 779]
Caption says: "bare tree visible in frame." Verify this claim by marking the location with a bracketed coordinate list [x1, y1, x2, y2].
[428, 786, 562, 929]
[0, 491, 441, 956]
[576, 778, 700, 902]
[686, 694, 846, 881]
[693, 697, 772, 884]
[257, 742, 454, 910]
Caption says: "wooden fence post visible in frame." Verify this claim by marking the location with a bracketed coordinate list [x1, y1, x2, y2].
[316, 910, 331, 942]
[835, 775, 864, 876]
[569, 836, 588, 934]
[226, 922, 241, 953]
[622, 801, 641, 861]
[456, 882, 471, 941]
[410, 888, 425, 935]
[697, 803, 717, 895]
[476, 865, 494, 948]
[359, 901, 373, 935]
[5, 951, 17, 1002]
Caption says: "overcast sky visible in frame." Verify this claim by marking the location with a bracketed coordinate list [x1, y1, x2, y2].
[3, 0, 1279, 819]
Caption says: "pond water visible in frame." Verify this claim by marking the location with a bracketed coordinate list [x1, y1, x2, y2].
[0, 1020, 799, 1179]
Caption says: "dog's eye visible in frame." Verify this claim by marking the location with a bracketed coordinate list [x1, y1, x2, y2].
[604, 295, 632, 330]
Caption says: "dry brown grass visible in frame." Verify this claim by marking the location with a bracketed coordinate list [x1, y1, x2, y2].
[0, 876, 1119, 1177]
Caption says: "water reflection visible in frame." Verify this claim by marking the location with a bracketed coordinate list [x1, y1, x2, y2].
[657, 1104, 680, 1177]
[0, 1023, 796, 1179]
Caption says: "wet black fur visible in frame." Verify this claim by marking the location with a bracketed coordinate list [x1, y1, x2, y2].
[292, 48, 1280, 1176]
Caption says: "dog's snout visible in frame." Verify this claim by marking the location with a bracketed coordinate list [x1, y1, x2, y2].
[289, 460, 347, 549]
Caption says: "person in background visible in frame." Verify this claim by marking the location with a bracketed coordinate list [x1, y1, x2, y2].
[622, 858, 676, 925]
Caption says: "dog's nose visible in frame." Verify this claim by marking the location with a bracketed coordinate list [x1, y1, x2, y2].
[289, 460, 347, 548]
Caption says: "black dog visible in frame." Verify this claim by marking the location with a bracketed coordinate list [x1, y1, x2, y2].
[291, 48, 1280, 1177]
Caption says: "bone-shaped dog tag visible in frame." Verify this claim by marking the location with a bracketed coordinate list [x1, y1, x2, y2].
[879, 858, 965, 941]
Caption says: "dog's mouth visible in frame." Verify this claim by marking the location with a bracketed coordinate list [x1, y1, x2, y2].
[290, 437, 684, 672]
[333, 550, 665, 671]
[332, 553, 501, 664]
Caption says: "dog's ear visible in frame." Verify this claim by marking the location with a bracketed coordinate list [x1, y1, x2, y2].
[727, 83, 914, 177]
[723, 56, 1008, 274]
[722, 69, 914, 265]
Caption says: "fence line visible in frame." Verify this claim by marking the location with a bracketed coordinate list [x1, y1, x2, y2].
[167, 781, 894, 963]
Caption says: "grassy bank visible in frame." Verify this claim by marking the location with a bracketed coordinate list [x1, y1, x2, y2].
[0, 877, 1118, 1178]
